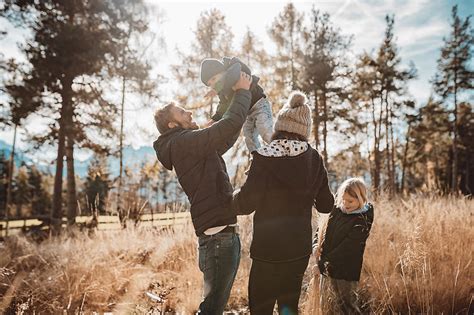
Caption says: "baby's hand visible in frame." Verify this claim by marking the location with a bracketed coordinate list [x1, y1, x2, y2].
[232, 72, 252, 91]
[204, 90, 217, 99]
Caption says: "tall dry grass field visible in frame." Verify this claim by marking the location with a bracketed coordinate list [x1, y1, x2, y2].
[0, 195, 472, 314]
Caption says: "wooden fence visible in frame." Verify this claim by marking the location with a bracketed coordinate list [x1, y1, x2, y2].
[0, 212, 191, 238]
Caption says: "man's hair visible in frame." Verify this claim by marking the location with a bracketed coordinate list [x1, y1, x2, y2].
[154, 102, 175, 134]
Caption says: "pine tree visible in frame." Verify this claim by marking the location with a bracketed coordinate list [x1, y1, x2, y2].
[1, 0, 153, 234]
[352, 53, 383, 191]
[375, 15, 417, 194]
[110, 3, 163, 225]
[351, 16, 416, 193]
[300, 7, 352, 163]
[28, 165, 51, 216]
[432, 5, 473, 192]
[171, 8, 234, 116]
[268, 3, 305, 95]
[13, 164, 29, 218]
[457, 102, 473, 195]
[408, 98, 451, 192]
[84, 155, 110, 216]
[0, 59, 35, 225]
[0, 151, 9, 217]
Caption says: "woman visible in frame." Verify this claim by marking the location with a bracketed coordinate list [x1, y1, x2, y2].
[233, 91, 334, 314]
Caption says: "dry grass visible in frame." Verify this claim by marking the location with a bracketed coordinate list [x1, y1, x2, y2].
[0, 195, 472, 314]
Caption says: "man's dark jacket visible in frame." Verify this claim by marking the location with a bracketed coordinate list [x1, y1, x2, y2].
[153, 90, 252, 236]
[318, 205, 374, 281]
[232, 147, 334, 262]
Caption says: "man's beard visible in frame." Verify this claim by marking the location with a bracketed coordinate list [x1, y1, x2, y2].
[179, 121, 199, 130]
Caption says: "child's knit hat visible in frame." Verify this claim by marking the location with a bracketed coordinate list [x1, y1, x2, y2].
[200, 58, 225, 86]
[274, 91, 312, 140]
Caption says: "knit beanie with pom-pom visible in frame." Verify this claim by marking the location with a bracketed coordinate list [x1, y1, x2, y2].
[274, 91, 312, 140]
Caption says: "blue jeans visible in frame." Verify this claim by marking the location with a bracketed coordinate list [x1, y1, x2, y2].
[197, 231, 241, 314]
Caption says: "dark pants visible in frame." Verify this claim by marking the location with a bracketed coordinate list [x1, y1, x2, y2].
[249, 256, 310, 315]
[197, 231, 241, 315]
[320, 275, 361, 315]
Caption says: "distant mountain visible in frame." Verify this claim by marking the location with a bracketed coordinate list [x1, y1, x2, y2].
[0, 139, 157, 178]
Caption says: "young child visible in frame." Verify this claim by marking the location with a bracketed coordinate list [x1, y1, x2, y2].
[317, 178, 374, 314]
[200, 57, 274, 153]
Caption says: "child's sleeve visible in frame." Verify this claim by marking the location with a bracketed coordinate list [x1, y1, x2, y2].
[211, 98, 229, 122]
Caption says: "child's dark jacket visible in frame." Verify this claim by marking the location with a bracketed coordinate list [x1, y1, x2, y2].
[319, 204, 374, 281]
[212, 57, 265, 121]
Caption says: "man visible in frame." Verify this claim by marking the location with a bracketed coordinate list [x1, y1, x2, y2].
[153, 72, 252, 314]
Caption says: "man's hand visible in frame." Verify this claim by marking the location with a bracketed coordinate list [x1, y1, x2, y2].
[232, 72, 252, 91]
[204, 119, 215, 127]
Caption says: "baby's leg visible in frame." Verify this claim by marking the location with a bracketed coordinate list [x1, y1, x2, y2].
[243, 114, 259, 153]
[252, 98, 274, 144]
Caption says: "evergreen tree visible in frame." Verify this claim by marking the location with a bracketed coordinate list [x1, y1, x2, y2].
[268, 3, 305, 95]
[432, 5, 473, 192]
[110, 3, 163, 224]
[0, 151, 9, 217]
[28, 165, 51, 217]
[457, 102, 474, 195]
[171, 8, 234, 116]
[351, 15, 416, 193]
[240, 27, 269, 72]
[84, 155, 110, 216]
[408, 98, 451, 192]
[1, 0, 153, 233]
[300, 7, 352, 164]
[375, 15, 417, 194]
[13, 164, 29, 218]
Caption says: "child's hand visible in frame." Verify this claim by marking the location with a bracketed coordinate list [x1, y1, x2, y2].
[204, 90, 217, 99]
[232, 72, 252, 91]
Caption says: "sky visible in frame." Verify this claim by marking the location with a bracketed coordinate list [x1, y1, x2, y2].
[0, 0, 473, 161]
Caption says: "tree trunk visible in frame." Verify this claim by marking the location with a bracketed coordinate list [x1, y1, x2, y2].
[66, 133, 77, 227]
[118, 74, 126, 218]
[366, 120, 372, 187]
[376, 91, 384, 193]
[313, 88, 320, 149]
[452, 72, 458, 192]
[290, 32, 296, 89]
[51, 112, 66, 235]
[5, 124, 17, 236]
[384, 93, 393, 195]
[371, 98, 381, 191]
[52, 77, 73, 235]
[400, 124, 411, 193]
[389, 103, 397, 192]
